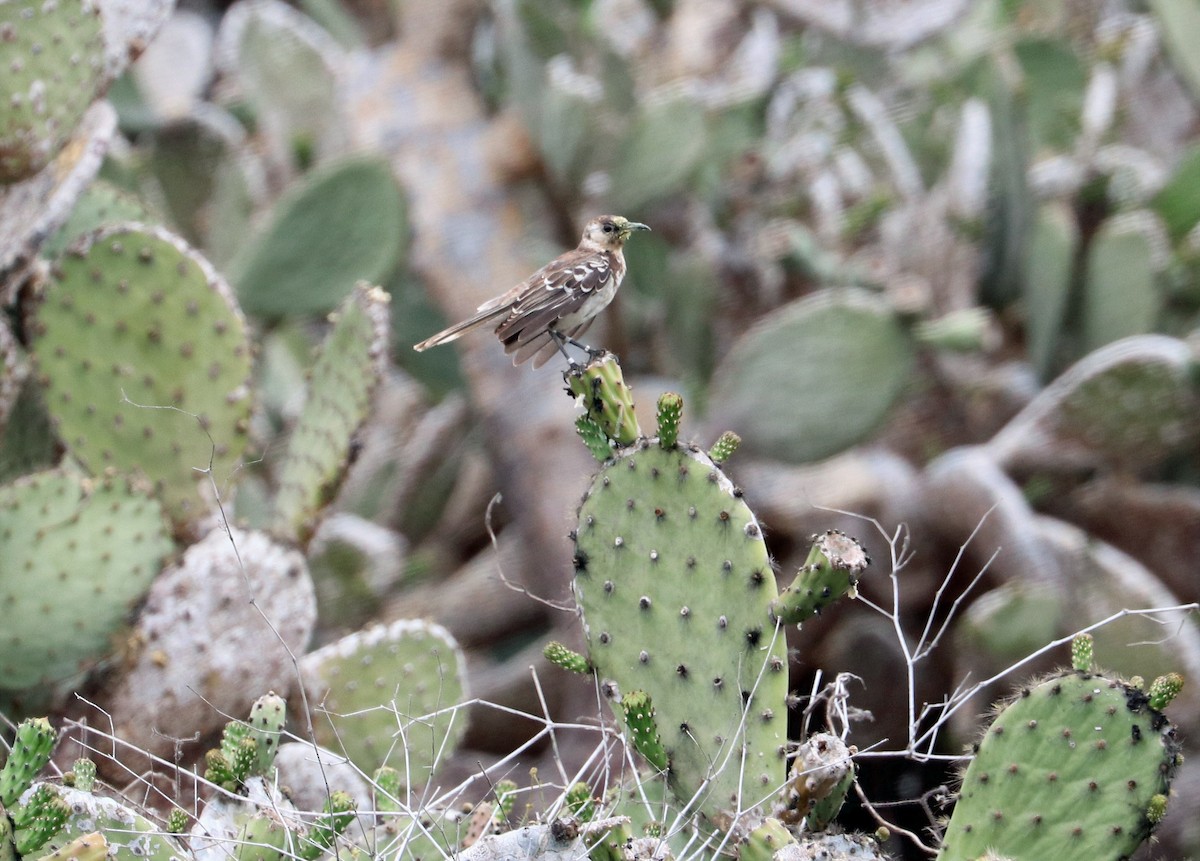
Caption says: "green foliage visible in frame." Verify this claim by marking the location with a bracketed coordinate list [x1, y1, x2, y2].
[618, 691, 667, 772]
[298, 618, 468, 779]
[0, 0, 106, 182]
[12, 786, 70, 856]
[232, 158, 406, 318]
[1080, 214, 1162, 353]
[32, 224, 253, 529]
[0, 469, 172, 690]
[272, 283, 390, 545]
[937, 657, 1182, 861]
[708, 289, 915, 463]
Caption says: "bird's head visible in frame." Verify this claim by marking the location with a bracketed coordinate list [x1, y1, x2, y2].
[581, 215, 651, 251]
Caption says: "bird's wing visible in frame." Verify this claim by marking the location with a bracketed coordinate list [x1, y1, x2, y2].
[495, 251, 614, 343]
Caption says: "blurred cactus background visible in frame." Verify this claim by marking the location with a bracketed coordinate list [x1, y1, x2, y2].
[2, 0, 1200, 859]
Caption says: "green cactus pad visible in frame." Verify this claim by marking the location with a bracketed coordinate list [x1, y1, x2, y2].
[738, 818, 796, 861]
[778, 733, 855, 832]
[708, 431, 740, 465]
[566, 354, 640, 447]
[39, 181, 155, 260]
[1024, 202, 1077, 378]
[0, 469, 172, 690]
[0, 0, 107, 183]
[708, 289, 914, 463]
[231, 157, 405, 318]
[575, 414, 612, 462]
[0, 101, 114, 290]
[192, 776, 299, 861]
[0, 718, 56, 806]
[297, 618, 469, 781]
[937, 670, 1182, 861]
[32, 223, 253, 529]
[1148, 673, 1183, 710]
[65, 759, 95, 793]
[23, 784, 189, 861]
[990, 335, 1200, 474]
[573, 441, 789, 824]
[30, 831, 108, 861]
[1070, 634, 1094, 673]
[1080, 212, 1163, 354]
[772, 531, 870, 626]
[271, 282, 390, 546]
[12, 787, 70, 856]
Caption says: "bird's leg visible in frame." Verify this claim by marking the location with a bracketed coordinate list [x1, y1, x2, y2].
[549, 330, 582, 369]
[562, 334, 605, 363]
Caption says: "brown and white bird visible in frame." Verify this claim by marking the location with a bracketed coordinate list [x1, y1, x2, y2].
[414, 215, 650, 368]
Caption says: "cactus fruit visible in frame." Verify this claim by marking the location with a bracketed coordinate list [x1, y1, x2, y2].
[572, 438, 790, 825]
[0, 469, 172, 691]
[937, 658, 1182, 860]
[166, 809, 188, 835]
[64, 759, 95, 793]
[544, 641, 590, 675]
[771, 531, 870, 626]
[22, 784, 189, 861]
[566, 355, 640, 447]
[271, 282, 390, 546]
[31, 223, 253, 529]
[297, 618, 468, 780]
[0, 0, 107, 183]
[0, 719, 56, 807]
[655, 393, 683, 450]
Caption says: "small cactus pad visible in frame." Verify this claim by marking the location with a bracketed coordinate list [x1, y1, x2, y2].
[566, 354, 640, 447]
[937, 669, 1182, 861]
[39, 180, 154, 260]
[772, 531, 870, 625]
[776, 733, 854, 831]
[655, 393, 683, 449]
[22, 783, 189, 861]
[0, 0, 107, 182]
[0, 469, 172, 690]
[298, 618, 469, 781]
[1070, 634, 1094, 672]
[575, 414, 612, 462]
[247, 692, 287, 777]
[737, 818, 796, 861]
[0, 718, 56, 806]
[707, 431, 740, 465]
[192, 776, 299, 861]
[271, 282, 390, 546]
[12, 786, 70, 856]
[32, 223, 253, 529]
[620, 690, 668, 772]
[543, 641, 590, 675]
[573, 441, 789, 824]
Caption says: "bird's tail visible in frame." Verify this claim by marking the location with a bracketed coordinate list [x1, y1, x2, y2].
[413, 306, 508, 352]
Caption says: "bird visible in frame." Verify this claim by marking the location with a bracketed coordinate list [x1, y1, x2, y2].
[413, 215, 650, 368]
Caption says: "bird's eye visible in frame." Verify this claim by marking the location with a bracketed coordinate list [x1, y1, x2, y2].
[603, 224, 615, 233]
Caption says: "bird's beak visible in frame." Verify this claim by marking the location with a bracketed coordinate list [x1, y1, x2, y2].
[627, 222, 650, 232]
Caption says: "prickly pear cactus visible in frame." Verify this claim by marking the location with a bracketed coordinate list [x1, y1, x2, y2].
[297, 618, 468, 780]
[0, 0, 107, 182]
[937, 644, 1182, 861]
[572, 438, 789, 825]
[0, 718, 55, 806]
[21, 784, 189, 861]
[272, 282, 390, 546]
[0, 469, 172, 691]
[31, 223, 253, 530]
